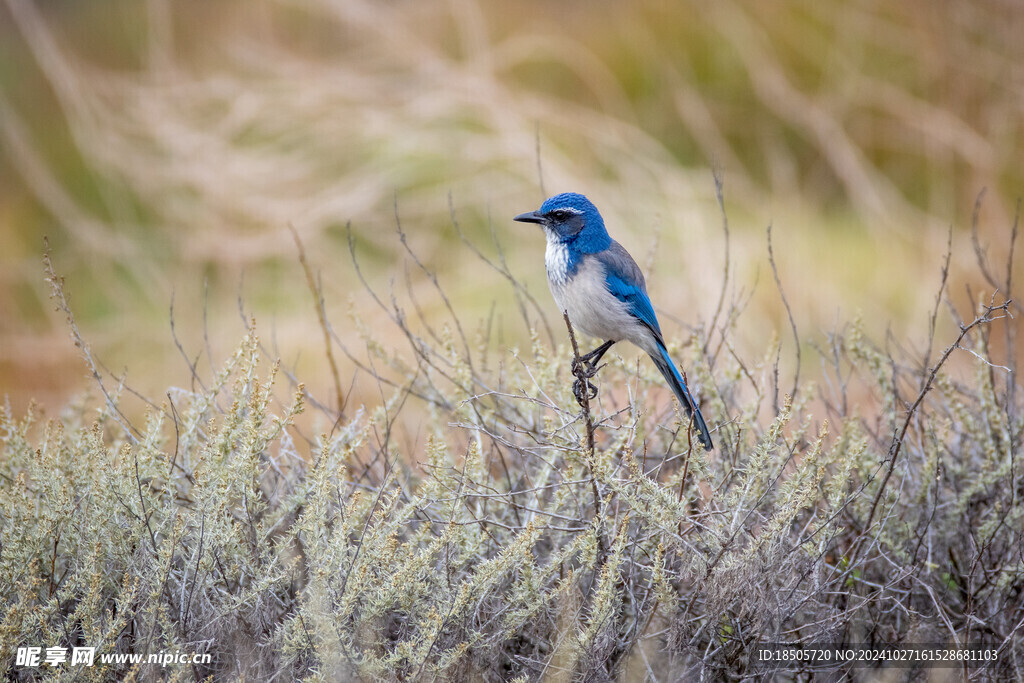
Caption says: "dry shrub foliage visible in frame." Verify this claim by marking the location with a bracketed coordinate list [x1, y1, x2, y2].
[2, 199, 1022, 681]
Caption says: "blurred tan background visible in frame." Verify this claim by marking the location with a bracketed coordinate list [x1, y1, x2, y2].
[1, 0, 1021, 420]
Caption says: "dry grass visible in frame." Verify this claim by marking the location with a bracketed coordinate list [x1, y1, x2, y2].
[1, 188, 1021, 680]
[1, 3, 1023, 677]
[2, 0, 1023, 417]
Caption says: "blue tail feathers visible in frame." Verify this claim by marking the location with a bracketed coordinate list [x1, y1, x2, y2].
[651, 343, 714, 450]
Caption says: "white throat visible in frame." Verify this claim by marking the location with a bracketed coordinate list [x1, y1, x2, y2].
[544, 232, 571, 286]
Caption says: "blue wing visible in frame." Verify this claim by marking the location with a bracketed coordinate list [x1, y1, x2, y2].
[598, 241, 664, 339]
[596, 242, 714, 450]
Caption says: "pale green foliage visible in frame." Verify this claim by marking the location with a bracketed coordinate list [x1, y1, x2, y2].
[2, 241, 1022, 681]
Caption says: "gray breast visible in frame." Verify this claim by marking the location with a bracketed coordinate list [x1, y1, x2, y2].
[549, 254, 652, 351]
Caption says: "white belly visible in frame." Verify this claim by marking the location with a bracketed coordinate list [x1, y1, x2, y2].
[546, 250, 658, 356]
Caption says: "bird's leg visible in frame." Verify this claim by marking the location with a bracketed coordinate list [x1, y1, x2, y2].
[571, 340, 614, 406]
[583, 340, 615, 368]
[572, 340, 615, 378]
[572, 376, 598, 405]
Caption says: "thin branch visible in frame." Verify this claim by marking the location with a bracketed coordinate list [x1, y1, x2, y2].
[767, 222, 801, 404]
[451, 194, 556, 347]
[923, 225, 953, 377]
[563, 311, 605, 561]
[290, 223, 346, 418]
[705, 168, 731, 357]
[860, 299, 1011, 540]
[43, 239, 140, 443]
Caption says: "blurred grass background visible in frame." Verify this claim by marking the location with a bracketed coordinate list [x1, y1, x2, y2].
[1, 0, 1021, 420]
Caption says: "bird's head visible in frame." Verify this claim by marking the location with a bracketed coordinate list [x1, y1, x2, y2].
[514, 192, 610, 252]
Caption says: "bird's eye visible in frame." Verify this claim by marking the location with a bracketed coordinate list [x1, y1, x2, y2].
[551, 210, 568, 220]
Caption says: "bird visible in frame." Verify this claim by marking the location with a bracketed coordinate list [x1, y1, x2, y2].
[514, 192, 713, 450]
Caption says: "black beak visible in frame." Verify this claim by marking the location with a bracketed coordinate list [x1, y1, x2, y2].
[513, 210, 545, 225]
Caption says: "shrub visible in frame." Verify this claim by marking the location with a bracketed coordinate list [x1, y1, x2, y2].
[1, 204, 1020, 681]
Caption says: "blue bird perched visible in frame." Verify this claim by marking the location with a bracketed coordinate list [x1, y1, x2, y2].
[514, 192, 714, 451]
